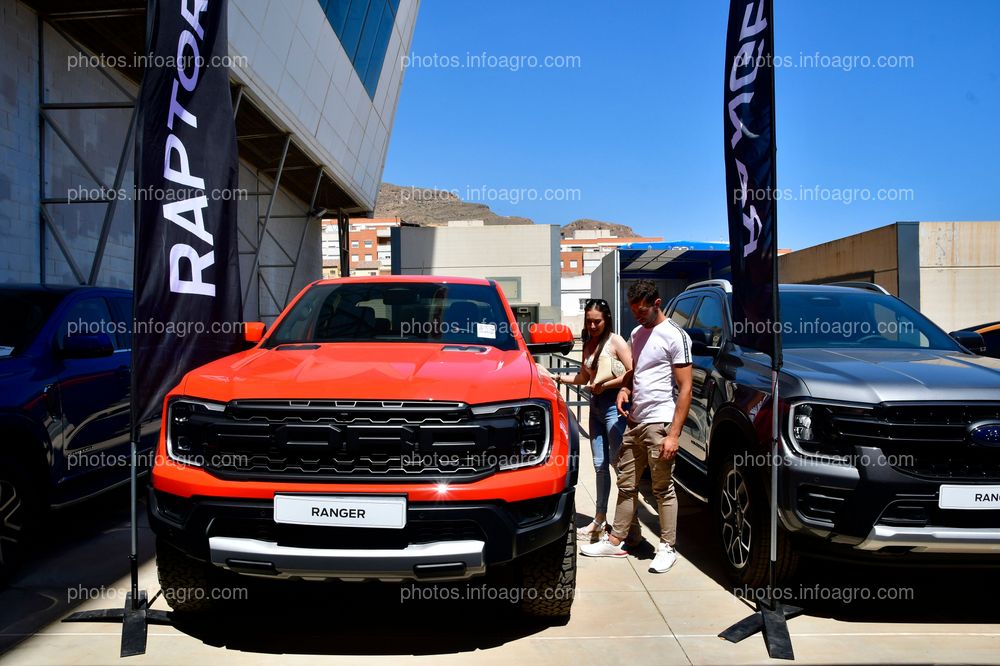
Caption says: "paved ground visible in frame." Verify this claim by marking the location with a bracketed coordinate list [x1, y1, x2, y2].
[1, 403, 999, 665]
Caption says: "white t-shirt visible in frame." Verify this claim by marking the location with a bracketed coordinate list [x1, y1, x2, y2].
[628, 319, 692, 424]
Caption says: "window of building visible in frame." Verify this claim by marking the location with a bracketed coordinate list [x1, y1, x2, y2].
[320, 0, 398, 99]
[569, 260, 578, 268]
[365, 254, 373, 261]
[488, 277, 521, 302]
[351, 240, 359, 248]
[364, 240, 373, 248]
[351, 254, 359, 262]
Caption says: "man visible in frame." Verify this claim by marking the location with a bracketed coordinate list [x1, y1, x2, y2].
[580, 280, 693, 573]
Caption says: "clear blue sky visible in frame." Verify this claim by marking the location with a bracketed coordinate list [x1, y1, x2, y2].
[382, 1, 1000, 250]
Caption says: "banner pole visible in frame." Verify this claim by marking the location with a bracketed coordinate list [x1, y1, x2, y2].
[718, 1, 801, 658]
[62, 0, 173, 654]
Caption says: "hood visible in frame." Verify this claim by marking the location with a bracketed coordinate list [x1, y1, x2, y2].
[178, 342, 536, 405]
[783, 348, 1000, 403]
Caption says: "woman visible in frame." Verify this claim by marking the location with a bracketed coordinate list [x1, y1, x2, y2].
[556, 299, 636, 541]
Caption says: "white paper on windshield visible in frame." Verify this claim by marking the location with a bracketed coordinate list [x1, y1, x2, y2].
[476, 323, 497, 339]
[0, 346, 13, 358]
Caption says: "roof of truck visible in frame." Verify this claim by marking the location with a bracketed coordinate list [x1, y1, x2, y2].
[314, 275, 493, 286]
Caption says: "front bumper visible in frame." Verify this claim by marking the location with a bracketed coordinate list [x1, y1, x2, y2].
[856, 525, 1000, 553]
[208, 536, 487, 581]
[778, 441, 1000, 556]
[149, 487, 574, 582]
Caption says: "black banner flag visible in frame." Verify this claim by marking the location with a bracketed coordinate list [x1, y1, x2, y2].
[133, 0, 243, 425]
[723, 0, 781, 368]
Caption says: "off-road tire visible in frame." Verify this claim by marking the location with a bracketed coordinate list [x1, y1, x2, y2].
[519, 520, 576, 619]
[713, 453, 798, 588]
[0, 454, 41, 582]
[156, 539, 221, 613]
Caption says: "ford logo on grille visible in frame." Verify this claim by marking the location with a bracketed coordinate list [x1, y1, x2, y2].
[969, 422, 1000, 447]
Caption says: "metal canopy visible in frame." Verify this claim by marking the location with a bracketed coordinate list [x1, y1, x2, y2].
[26, 0, 367, 214]
[619, 241, 731, 280]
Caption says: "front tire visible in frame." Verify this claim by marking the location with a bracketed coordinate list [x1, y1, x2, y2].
[518, 519, 576, 619]
[156, 539, 221, 613]
[713, 453, 797, 588]
[0, 455, 41, 582]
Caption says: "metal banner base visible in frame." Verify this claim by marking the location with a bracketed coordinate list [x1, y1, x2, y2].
[63, 590, 172, 658]
[719, 597, 803, 660]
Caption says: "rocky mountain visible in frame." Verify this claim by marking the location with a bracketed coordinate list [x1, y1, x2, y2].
[561, 218, 638, 239]
[373, 183, 637, 238]
[374, 183, 533, 227]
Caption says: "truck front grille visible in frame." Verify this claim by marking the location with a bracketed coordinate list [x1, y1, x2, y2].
[831, 403, 1000, 481]
[174, 400, 540, 482]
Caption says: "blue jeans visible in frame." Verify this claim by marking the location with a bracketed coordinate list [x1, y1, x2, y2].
[589, 390, 627, 514]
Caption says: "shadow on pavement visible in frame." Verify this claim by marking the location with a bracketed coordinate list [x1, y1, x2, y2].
[0, 484, 156, 656]
[666, 485, 1000, 626]
[170, 573, 556, 656]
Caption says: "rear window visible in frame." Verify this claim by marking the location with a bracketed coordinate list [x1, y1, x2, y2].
[265, 282, 519, 351]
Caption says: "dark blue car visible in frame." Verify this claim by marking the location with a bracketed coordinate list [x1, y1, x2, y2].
[0, 285, 157, 579]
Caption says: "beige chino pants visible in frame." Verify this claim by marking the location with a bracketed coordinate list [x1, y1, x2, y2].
[610, 421, 679, 546]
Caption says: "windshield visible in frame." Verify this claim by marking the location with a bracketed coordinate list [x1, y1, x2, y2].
[778, 290, 960, 351]
[0, 290, 65, 357]
[265, 282, 519, 351]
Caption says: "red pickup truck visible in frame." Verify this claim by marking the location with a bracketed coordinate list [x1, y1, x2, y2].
[148, 276, 579, 617]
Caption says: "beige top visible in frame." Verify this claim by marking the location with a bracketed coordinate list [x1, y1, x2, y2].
[583, 333, 626, 375]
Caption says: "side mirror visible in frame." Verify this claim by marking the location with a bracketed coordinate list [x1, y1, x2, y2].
[244, 322, 266, 346]
[61, 333, 115, 359]
[949, 330, 986, 354]
[526, 323, 574, 355]
[685, 327, 720, 357]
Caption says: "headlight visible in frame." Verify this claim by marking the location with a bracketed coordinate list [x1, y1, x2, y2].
[471, 400, 552, 470]
[787, 402, 863, 461]
[166, 398, 226, 467]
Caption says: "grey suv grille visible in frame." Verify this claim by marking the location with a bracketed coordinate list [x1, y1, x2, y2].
[833, 403, 1000, 481]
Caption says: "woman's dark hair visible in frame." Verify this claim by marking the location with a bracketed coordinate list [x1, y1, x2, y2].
[581, 299, 613, 373]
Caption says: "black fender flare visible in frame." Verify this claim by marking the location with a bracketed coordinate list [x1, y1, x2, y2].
[564, 405, 580, 488]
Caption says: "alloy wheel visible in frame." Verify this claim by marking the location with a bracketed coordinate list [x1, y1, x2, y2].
[719, 467, 752, 570]
[0, 479, 24, 567]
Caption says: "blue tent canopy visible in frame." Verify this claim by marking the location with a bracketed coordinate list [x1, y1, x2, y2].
[618, 240, 731, 280]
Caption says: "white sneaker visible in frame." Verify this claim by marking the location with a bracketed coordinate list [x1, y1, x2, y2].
[649, 543, 677, 573]
[580, 532, 627, 558]
[576, 520, 606, 542]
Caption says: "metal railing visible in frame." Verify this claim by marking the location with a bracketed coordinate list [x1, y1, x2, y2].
[540, 344, 591, 428]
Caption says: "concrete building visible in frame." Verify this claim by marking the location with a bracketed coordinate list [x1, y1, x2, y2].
[779, 221, 1000, 332]
[321, 216, 406, 277]
[392, 222, 562, 325]
[559, 231, 664, 332]
[1, 0, 418, 322]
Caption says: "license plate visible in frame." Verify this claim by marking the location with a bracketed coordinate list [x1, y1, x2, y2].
[273, 495, 407, 528]
[938, 485, 1000, 510]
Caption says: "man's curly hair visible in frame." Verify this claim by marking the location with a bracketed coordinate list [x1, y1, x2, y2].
[627, 279, 660, 306]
